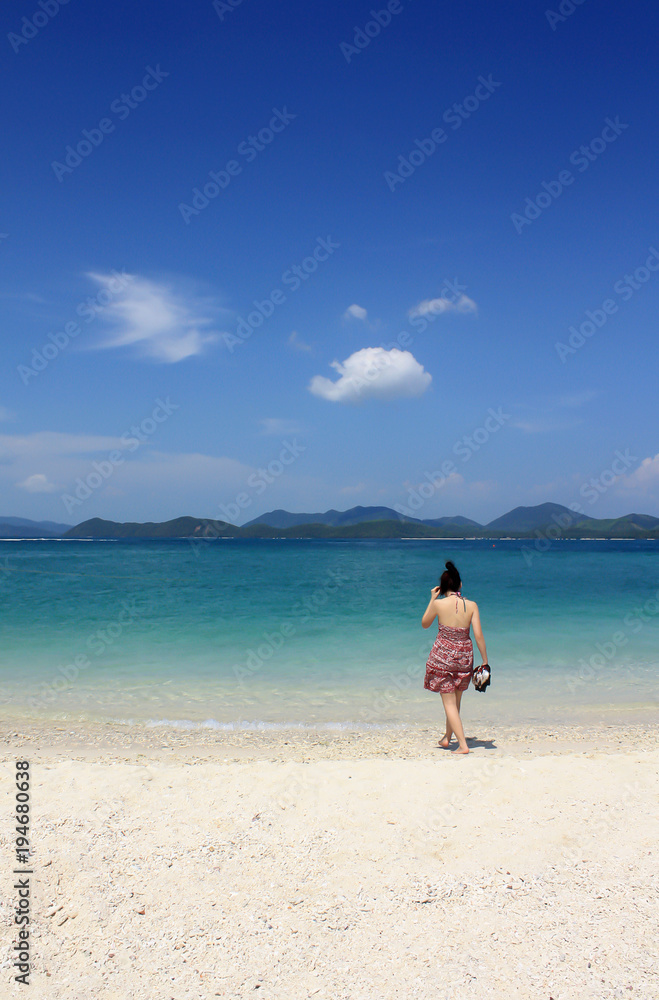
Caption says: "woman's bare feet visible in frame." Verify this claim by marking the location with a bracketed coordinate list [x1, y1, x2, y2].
[452, 745, 470, 754]
[438, 735, 451, 749]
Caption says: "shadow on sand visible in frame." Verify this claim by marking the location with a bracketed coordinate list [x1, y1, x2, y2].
[433, 737, 497, 751]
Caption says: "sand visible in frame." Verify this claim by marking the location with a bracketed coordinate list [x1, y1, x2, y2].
[1, 719, 658, 999]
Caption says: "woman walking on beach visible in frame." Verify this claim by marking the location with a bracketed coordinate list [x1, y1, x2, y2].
[422, 560, 488, 754]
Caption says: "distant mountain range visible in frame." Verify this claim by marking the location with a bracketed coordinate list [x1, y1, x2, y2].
[3, 502, 649, 539]
[242, 505, 482, 529]
[0, 516, 73, 538]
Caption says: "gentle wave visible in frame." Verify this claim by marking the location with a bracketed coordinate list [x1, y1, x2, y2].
[130, 718, 408, 732]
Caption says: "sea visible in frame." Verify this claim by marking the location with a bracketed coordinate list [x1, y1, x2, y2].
[1, 538, 658, 731]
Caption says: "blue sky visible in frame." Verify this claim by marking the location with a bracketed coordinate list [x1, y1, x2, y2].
[1, 0, 658, 525]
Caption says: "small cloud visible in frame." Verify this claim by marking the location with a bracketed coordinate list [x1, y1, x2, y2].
[309, 347, 431, 404]
[17, 473, 57, 493]
[88, 272, 222, 363]
[288, 330, 311, 352]
[259, 418, 303, 436]
[408, 295, 477, 318]
[339, 481, 367, 495]
[343, 304, 368, 322]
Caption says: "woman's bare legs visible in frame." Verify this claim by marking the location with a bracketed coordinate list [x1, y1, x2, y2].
[438, 689, 463, 748]
[440, 690, 469, 753]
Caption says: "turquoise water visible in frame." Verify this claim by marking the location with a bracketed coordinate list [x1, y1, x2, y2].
[1, 539, 658, 729]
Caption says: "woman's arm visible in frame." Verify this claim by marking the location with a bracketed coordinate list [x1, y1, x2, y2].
[421, 587, 441, 628]
[470, 603, 488, 662]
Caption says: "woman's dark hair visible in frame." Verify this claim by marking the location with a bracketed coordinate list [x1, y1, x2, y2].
[439, 560, 461, 595]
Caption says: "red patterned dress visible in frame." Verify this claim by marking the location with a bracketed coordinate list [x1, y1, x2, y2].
[424, 622, 474, 694]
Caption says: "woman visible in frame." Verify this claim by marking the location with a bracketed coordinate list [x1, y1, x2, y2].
[421, 560, 488, 754]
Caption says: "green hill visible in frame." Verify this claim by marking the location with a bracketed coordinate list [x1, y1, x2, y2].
[59, 507, 659, 540]
[64, 516, 238, 539]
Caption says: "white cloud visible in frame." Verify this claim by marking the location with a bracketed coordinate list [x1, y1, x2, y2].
[288, 330, 311, 352]
[619, 453, 659, 490]
[308, 347, 431, 404]
[408, 294, 477, 318]
[0, 431, 126, 460]
[88, 272, 221, 362]
[16, 473, 57, 493]
[259, 418, 303, 436]
[0, 429, 332, 523]
[343, 304, 368, 321]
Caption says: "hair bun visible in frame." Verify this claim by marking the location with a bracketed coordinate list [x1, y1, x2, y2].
[439, 560, 461, 594]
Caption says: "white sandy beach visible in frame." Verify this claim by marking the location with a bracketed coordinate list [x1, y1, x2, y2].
[1, 720, 658, 999]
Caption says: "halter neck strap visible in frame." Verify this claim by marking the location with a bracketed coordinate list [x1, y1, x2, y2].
[453, 590, 466, 612]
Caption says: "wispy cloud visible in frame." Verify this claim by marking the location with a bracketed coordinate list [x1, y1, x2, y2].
[339, 481, 367, 495]
[259, 418, 303, 436]
[408, 294, 477, 318]
[288, 330, 311, 352]
[0, 431, 256, 510]
[88, 273, 223, 362]
[309, 347, 431, 404]
[510, 390, 595, 433]
[511, 418, 583, 434]
[343, 303, 368, 321]
[403, 471, 466, 493]
[557, 390, 598, 408]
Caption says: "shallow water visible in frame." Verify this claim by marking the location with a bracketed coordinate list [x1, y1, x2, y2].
[1, 538, 657, 728]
